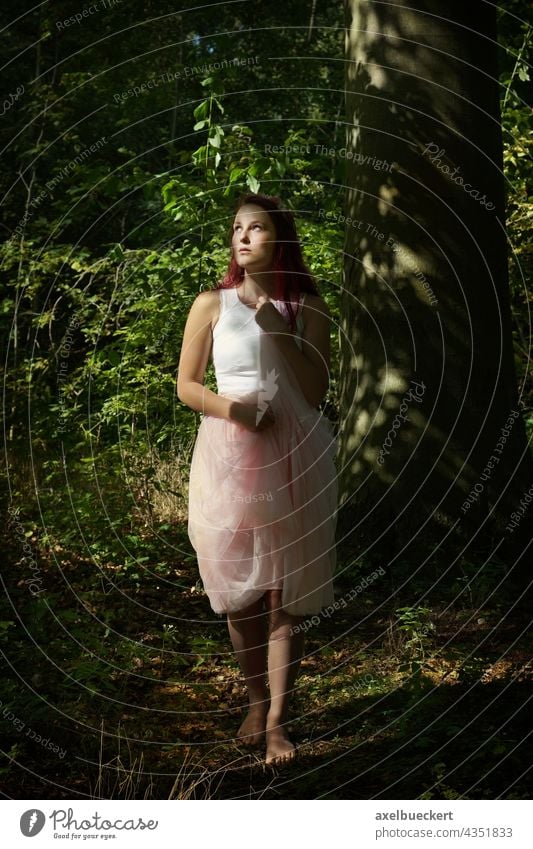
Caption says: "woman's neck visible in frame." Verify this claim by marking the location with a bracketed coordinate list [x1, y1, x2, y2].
[240, 269, 277, 300]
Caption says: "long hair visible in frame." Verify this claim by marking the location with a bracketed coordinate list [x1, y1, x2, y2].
[214, 192, 319, 331]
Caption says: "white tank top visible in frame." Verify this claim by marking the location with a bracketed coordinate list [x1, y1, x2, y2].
[212, 286, 306, 396]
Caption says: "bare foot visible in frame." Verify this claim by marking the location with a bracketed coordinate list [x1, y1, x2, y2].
[237, 704, 268, 746]
[265, 722, 296, 766]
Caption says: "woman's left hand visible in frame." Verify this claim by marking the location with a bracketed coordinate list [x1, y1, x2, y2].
[254, 295, 289, 334]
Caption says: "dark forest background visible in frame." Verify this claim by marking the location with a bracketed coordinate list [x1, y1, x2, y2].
[1, 1, 531, 799]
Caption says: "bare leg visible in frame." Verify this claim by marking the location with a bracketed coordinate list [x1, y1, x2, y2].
[227, 597, 269, 745]
[264, 589, 305, 766]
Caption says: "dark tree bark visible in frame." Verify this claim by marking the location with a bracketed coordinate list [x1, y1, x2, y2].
[338, 0, 532, 581]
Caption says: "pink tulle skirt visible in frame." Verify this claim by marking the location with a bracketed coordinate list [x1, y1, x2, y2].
[187, 331, 338, 615]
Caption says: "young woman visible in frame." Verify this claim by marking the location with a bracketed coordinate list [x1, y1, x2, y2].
[177, 192, 338, 766]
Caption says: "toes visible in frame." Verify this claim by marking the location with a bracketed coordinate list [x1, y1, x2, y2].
[265, 746, 296, 767]
[239, 732, 257, 744]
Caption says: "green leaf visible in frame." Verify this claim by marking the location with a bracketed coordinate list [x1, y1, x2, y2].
[108, 244, 125, 262]
[246, 174, 260, 193]
[193, 100, 209, 120]
[229, 166, 244, 184]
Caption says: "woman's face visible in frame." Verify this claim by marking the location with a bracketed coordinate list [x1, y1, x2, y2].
[231, 204, 277, 271]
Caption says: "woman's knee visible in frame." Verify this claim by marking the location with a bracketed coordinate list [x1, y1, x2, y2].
[227, 596, 265, 624]
[264, 593, 302, 638]
[264, 589, 283, 613]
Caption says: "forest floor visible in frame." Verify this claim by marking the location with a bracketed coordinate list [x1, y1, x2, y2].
[1, 526, 531, 800]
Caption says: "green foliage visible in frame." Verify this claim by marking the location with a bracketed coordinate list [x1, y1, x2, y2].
[2, 65, 345, 563]
[497, 15, 533, 421]
[394, 605, 436, 659]
[393, 605, 436, 700]
[3, 13, 525, 557]
[0, 4, 530, 798]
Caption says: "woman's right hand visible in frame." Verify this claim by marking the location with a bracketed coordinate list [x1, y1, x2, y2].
[229, 401, 276, 432]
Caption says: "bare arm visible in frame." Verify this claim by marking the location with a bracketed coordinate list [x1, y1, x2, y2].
[271, 295, 332, 408]
[176, 292, 234, 420]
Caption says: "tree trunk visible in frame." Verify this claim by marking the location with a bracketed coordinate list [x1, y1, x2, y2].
[339, 0, 532, 578]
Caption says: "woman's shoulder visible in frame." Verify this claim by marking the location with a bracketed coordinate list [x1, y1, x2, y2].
[301, 291, 326, 305]
[196, 287, 222, 302]
[300, 292, 331, 317]
[192, 288, 222, 312]
[191, 288, 224, 333]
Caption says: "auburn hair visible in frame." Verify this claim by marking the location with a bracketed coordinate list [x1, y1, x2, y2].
[214, 192, 319, 331]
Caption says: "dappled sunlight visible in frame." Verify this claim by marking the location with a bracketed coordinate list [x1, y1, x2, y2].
[337, 0, 532, 572]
